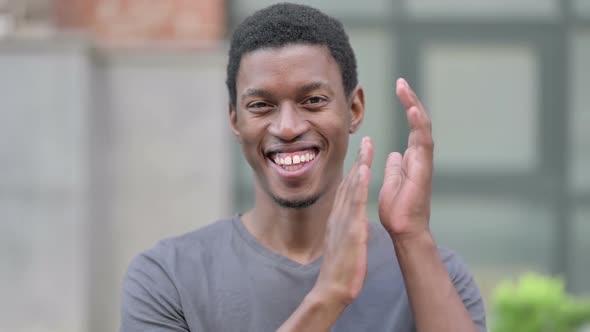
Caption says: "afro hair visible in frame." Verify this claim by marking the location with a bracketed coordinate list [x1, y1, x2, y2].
[226, 3, 358, 107]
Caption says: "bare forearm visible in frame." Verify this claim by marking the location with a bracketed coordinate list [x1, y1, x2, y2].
[392, 230, 476, 332]
[277, 289, 346, 332]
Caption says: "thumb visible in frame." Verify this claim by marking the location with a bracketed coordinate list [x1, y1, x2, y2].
[382, 152, 403, 195]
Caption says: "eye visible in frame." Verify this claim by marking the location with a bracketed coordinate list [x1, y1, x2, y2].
[303, 96, 327, 105]
[248, 101, 270, 108]
[246, 101, 274, 113]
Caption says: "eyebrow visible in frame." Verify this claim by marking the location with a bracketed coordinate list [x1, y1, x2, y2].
[298, 81, 330, 95]
[240, 81, 331, 100]
[240, 88, 271, 100]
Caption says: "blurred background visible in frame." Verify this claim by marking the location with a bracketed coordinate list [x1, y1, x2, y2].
[0, 0, 588, 331]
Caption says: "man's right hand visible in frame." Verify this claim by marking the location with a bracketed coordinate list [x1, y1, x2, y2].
[277, 137, 374, 332]
[313, 136, 374, 306]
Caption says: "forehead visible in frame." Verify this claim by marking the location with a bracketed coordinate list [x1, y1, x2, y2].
[236, 44, 344, 97]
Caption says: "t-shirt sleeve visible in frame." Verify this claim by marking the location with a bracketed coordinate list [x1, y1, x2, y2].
[439, 247, 487, 332]
[120, 247, 189, 332]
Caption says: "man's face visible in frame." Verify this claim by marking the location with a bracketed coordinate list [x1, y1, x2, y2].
[230, 44, 364, 208]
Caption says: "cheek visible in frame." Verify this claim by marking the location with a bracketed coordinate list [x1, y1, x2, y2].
[332, 131, 350, 162]
[237, 115, 264, 144]
[239, 127, 259, 146]
[320, 121, 350, 163]
[237, 119, 267, 165]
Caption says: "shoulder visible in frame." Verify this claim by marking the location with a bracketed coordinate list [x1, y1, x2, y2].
[128, 216, 238, 281]
[123, 216, 237, 298]
[437, 246, 470, 278]
[125, 215, 236, 277]
[437, 247, 487, 331]
[160, 216, 236, 252]
[121, 216, 237, 331]
[138, 216, 235, 263]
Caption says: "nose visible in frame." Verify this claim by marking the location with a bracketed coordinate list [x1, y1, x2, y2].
[268, 102, 309, 141]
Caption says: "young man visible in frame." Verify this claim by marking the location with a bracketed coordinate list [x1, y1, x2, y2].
[121, 3, 486, 331]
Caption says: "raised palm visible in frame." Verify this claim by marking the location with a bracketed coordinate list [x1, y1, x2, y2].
[379, 79, 434, 238]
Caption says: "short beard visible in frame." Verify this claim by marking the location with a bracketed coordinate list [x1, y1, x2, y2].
[271, 194, 320, 209]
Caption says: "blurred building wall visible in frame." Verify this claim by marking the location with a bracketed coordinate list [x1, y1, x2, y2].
[0, 38, 231, 332]
[55, 0, 225, 47]
[0, 38, 93, 332]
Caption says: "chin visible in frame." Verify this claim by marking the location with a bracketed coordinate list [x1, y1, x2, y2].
[270, 192, 320, 209]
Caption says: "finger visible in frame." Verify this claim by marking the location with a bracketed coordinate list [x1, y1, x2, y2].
[337, 145, 362, 205]
[339, 160, 362, 221]
[340, 139, 366, 186]
[396, 78, 425, 110]
[396, 79, 434, 154]
[355, 164, 371, 208]
[353, 137, 366, 168]
[396, 78, 430, 131]
[359, 136, 374, 169]
[382, 152, 403, 195]
[337, 137, 375, 204]
[347, 136, 374, 178]
[355, 137, 373, 167]
[396, 78, 427, 116]
[396, 78, 414, 110]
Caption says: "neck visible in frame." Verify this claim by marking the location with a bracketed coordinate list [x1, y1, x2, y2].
[241, 184, 338, 265]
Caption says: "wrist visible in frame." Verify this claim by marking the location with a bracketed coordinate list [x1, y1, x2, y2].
[390, 227, 436, 251]
[277, 286, 348, 331]
[306, 286, 349, 317]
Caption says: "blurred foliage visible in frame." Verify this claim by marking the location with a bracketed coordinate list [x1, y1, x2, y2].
[492, 273, 590, 332]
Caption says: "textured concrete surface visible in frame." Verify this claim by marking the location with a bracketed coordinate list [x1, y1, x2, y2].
[0, 38, 231, 332]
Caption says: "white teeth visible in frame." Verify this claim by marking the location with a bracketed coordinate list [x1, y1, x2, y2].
[272, 151, 317, 166]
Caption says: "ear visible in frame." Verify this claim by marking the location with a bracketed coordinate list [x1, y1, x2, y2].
[229, 103, 242, 143]
[348, 85, 365, 134]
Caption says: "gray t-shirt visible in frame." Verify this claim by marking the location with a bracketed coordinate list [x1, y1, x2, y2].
[120, 216, 487, 331]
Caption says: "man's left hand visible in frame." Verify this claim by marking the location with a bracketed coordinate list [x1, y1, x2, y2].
[378, 78, 434, 239]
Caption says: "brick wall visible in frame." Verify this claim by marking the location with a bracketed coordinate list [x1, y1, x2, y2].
[56, 0, 225, 46]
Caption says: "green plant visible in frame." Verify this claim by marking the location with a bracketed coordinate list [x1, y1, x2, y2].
[492, 273, 590, 332]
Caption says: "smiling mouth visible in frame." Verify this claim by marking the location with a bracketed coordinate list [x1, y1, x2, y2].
[268, 148, 318, 171]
